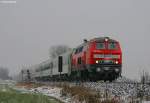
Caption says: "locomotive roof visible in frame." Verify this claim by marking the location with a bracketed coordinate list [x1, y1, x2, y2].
[90, 37, 118, 42]
[75, 37, 118, 49]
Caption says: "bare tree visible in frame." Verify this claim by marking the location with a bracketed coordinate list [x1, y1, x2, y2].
[138, 70, 150, 101]
[49, 45, 72, 59]
[0, 67, 10, 80]
[140, 70, 150, 84]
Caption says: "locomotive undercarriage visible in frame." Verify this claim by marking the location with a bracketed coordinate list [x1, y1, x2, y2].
[34, 64, 121, 82]
[69, 64, 122, 82]
[86, 64, 122, 81]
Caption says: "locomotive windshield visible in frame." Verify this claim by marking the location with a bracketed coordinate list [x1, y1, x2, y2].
[96, 43, 105, 49]
[96, 42, 118, 50]
[108, 42, 118, 49]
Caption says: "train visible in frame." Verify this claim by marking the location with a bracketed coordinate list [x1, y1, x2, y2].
[21, 37, 122, 82]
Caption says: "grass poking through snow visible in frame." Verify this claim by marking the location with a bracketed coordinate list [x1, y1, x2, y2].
[0, 84, 61, 103]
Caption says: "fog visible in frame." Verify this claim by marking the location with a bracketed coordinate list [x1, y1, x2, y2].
[0, 0, 150, 79]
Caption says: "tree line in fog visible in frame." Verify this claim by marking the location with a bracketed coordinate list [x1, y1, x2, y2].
[49, 45, 72, 59]
[0, 67, 11, 80]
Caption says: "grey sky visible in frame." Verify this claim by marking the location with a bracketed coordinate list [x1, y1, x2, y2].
[0, 0, 150, 79]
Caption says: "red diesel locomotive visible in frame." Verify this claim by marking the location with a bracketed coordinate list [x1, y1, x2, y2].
[71, 37, 122, 81]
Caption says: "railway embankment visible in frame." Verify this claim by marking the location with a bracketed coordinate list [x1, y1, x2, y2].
[14, 76, 150, 103]
[15, 82, 119, 103]
[13, 76, 150, 103]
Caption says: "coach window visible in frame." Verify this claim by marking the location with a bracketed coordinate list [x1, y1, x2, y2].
[40, 66, 43, 71]
[53, 61, 56, 67]
[45, 64, 50, 70]
[50, 62, 53, 69]
[96, 43, 105, 49]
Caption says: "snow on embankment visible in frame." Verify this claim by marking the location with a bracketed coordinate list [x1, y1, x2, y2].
[84, 77, 150, 97]
[33, 86, 71, 103]
[14, 76, 150, 103]
[14, 84, 72, 103]
[143, 101, 150, 103]
[0, 79, 16, 85]
[15, 83, 115, 103]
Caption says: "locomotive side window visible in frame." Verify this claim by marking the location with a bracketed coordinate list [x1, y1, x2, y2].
[75, 46, 83, 54]
[78, 57, 82, 64]
[79, 46, 83, 52]
[42, 64, 50, 70]
[108, 42, 118, 49]
[96, 43, 105, 49]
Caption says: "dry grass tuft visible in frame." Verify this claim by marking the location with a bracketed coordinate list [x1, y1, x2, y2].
[61, 83, 119, 103]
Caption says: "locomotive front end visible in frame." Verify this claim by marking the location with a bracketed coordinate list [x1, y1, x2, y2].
[87, 37, 122, 81]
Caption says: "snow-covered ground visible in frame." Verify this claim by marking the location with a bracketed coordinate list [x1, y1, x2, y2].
[0, 79, 16, 85]
[83, 77, 150, 97]
[17, 85, 150, 103]
[31, 86, 72, 103]
[143, 102, 150, 103]
[12, 77, 150, 103]
[14, 86, 72, 103]
[47, 76, 148, 103]
[81, 77, 150, 103]
[14, 84, 150, 103]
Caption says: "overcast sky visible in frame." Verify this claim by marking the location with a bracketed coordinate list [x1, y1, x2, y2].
[0, 0, 150, 79]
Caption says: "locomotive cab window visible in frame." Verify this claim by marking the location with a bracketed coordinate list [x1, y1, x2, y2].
[75, 49, 78, 54]
[75, 46, 83, 54]
[108, 42, 118, 49]
[96, 43, 105, 49]
[79, 46, 83, 52]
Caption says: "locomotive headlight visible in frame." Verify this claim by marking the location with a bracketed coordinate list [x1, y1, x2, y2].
[96, 60, 99, 64]
[105, 38, 108, 41]
[115, 61, 119, 64]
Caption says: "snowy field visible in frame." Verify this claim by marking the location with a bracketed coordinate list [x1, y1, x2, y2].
[0, 79, 61, 103]
[43, 77, 150, 98]
[1, 78, 150, 103]
[14, 85, 72, 103]
[0, 79, 16, 85]
[83, 77, 150, 97]
[82, 77, 150, 103]
[39, 77, 150, 103]
[15, 83, 150, 103]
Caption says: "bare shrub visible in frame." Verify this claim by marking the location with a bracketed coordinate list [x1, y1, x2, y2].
[60, 84, 119, 103]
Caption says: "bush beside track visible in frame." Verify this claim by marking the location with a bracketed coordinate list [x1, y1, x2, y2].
[60, 83, 119, 103]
